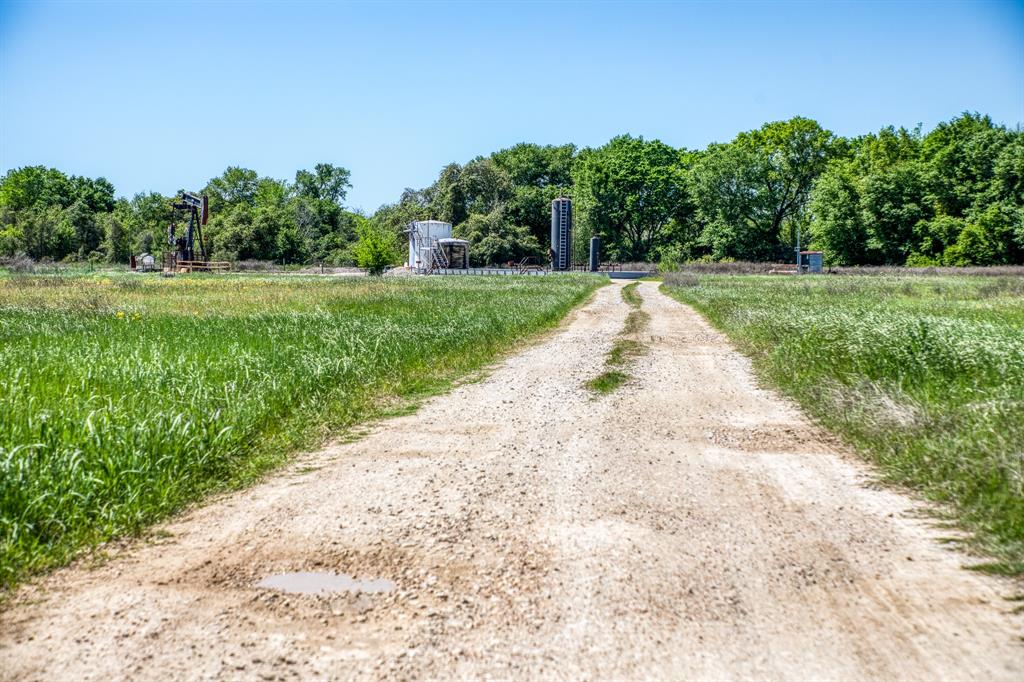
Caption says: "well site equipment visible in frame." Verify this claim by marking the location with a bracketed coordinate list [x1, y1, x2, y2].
[799, 251, 824, 273]
[550, 197, 572, 271]
[168, 192, 209, 262]
[435, 238, 470, 269]
[162, 192, 230, 274]
[406, 220, 471, 273]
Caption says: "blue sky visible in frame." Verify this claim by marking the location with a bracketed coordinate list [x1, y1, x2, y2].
[1, 1, 1022, 213]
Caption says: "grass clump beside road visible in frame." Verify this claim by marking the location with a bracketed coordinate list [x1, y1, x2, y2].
[663, 272, 1024, 574]
[0, 272, 601, 587]
[587, 283, 649, 394]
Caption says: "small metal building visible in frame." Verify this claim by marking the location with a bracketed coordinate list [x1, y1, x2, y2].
[800, 251, 824, 274]
[550, 197, 572, 271]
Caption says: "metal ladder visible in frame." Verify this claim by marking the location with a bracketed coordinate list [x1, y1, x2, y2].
[558, 205, 569, 269]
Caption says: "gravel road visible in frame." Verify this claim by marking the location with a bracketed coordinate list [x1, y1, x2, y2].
[2, 281, 1021, 681]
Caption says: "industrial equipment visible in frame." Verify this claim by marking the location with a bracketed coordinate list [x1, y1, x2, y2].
[550, 197, 572, 270]
[406, 220, 470, 273]
[161, 193, 228, 273]
[168, 192, 209, 263]
[799, 251, 824, 273]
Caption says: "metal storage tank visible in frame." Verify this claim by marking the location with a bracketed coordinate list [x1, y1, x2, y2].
[550, 197, 572, 271]
[435, 238, 470, 269]
[407, 220, 453, 271]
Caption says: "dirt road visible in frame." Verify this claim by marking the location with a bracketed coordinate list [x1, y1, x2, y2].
[2, 282, 1021, 681]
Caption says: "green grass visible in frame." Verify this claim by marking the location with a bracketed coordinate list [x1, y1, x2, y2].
[662, 273, 1024, 573]
[0, 272, 601, 587]
[621, 281, 643, 308]
[586, 370, 630, 394]
[586, 283, 650, 395]
[607, 338, 645, 367]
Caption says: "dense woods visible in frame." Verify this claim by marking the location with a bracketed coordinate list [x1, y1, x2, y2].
[0, 162, 366, 265]
[2, 112, 1021, 267]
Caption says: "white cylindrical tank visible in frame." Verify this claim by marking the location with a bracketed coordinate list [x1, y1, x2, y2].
[408, 220, 453, 271]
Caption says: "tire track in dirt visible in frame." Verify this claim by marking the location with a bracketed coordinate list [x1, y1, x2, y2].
[1, 281, 1020, 681]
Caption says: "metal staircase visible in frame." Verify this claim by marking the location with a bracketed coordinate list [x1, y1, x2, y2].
[428, 238, 449, 273]
[405, 221, 457, 274]
[407, 223, 441, 273]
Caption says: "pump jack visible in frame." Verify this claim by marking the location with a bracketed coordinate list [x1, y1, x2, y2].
[168, 192, 209, 263]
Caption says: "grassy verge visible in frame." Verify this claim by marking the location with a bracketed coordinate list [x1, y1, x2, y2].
[587, 283, 650, 394]
[621, 281, 643, 307]
[662, 272, 1024, 574]
[0, 272, 602, 587]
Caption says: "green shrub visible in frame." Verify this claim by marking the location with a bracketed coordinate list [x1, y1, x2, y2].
[352, 222, 399, 274]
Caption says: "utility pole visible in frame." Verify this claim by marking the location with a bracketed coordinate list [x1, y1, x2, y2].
[795, 224, 802, 275]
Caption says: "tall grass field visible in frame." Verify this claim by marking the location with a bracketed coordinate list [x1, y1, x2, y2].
[663, 273, 1024, 574]
[0, 273, 600, 587]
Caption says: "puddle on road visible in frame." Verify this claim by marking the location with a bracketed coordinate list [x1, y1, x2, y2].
[256, 572, 395, 595]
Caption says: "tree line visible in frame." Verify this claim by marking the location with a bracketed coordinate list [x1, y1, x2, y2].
[2, 112, 1021, 267]
[0, 163, 368, 265]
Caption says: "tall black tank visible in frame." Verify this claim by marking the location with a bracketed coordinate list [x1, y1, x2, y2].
[550, 197, 572, 270]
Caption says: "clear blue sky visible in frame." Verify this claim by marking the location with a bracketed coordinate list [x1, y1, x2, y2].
[1, 1, 1022, 213]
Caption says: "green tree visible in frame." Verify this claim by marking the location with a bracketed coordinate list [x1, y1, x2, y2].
[0, 208, 24, 257]
[101, 213, 131, 263]
[114, 192, 172, 257]
[922, 112, 1012, 218]
[275, 226, 309, 264]
[492, 143, 576, 246]
[693, 117, 836, 261]
[62, 200, 102, 257]
[21, 207, 71, 260]
[204, 167, 259, 212]
[991, 133, 1024, 206]
[255, 177, 290, 211]
[0, 166, 72, 212]
[294, 163, 351, 205]
[808, 163, 868, 265]
[453, 207, 541, 266]
[860, 161, 931, 264]
[207, 204, 255, 261]
[353, 219, 399, 274]
[943, 202, 1023, 265]
[573, 134, 687, 261]
[915, 214, 966, 261]
[849, 125, 921, 173]
[426, 164, 468, 226]
[491, 143, 575, 187]
[68, 175, 115, 213]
